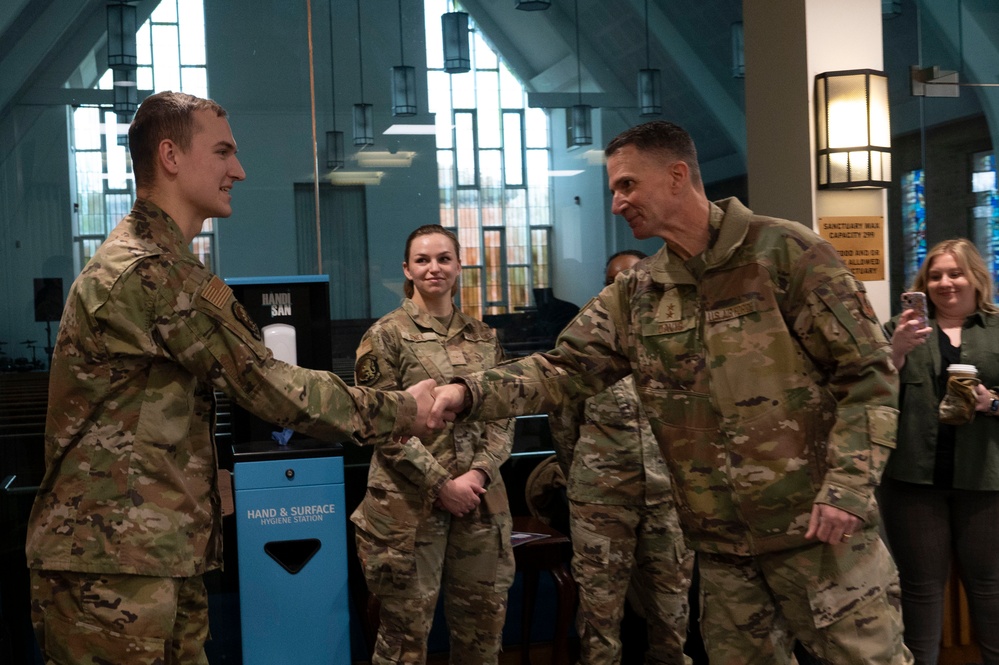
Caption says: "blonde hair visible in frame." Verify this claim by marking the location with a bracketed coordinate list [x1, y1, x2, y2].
[911, 238, 999, 316]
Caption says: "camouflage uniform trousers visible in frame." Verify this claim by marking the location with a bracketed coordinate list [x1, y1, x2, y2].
[30, 569, 210, 665]
[569, 499, 694, 665]
[355, 489, 515, 664]
[697, 527, 914, 665]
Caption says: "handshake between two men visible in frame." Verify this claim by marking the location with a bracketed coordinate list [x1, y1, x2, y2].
[404, 379, 471, 438]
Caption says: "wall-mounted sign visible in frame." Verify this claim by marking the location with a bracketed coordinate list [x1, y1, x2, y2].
[817, 216, 885, 281]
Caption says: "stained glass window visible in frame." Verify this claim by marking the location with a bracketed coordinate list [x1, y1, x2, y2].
[901, 169, 926, 289]
[971, 152, 998, 296]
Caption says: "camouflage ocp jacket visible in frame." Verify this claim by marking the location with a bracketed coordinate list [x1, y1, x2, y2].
[353, 299, 513, 505]
[462, 197, 899, 556]
[26, 200, 417, 577]
[548, 375, 673, 506]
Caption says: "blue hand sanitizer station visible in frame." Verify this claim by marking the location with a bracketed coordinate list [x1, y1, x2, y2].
[233, 439, 349, 664]
[225, 275, 351, 663]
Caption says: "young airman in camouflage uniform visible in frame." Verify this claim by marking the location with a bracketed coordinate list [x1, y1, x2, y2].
[352, 225, 515, 664]
[430, 121, 912, 664]
[26, 91, 434, 665]
[548, 251, 693, 665]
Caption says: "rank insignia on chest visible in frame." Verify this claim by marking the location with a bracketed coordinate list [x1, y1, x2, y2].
[355, 353, 380, 385]
[232, 301, 261, 341]
[657, 288, 682, 322]
[447, 346, 466, 366]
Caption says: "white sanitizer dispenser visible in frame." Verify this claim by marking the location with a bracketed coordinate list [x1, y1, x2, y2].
[261, 323, 298, 445]
[262, 323, 298, 366]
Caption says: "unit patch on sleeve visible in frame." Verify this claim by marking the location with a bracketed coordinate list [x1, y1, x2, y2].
[232, 301, 262, 341]
[355, 354, 381, 385]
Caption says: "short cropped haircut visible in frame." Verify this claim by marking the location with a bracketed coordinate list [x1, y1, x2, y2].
[604, 120, 702, 188]
[128, 91, 228, 189]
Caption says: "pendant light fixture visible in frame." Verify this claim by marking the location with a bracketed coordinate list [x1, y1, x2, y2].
[107, 0, 138, 122]
[441, 6, 471, 74]
[391, 0, 417, 116]
[731, 22, 745, 79]
[637, 0, 661, 116]
[353, 0, 374, 146]
[325, 0, 344, 169]
[569, 0, 591, 146]
[515, 0, 551, 9]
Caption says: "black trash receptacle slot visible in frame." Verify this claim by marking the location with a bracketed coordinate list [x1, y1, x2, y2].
[264, 538, 322, 574]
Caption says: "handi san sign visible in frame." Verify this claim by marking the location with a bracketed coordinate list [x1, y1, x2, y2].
[817, 216, 885, 281]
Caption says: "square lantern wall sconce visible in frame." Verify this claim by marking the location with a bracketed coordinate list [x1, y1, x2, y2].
[815, 69, 891, 189]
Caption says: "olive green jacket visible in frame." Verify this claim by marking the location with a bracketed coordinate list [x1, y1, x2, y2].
[885, 311, 999, 489]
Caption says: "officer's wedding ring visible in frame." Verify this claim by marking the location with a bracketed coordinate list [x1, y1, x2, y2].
[841, 533, 853, 542]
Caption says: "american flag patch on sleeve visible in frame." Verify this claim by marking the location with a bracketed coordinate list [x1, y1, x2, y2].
[201, 275, 232, 310]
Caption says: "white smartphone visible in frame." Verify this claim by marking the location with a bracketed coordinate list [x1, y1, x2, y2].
[900, 291, 928, 327]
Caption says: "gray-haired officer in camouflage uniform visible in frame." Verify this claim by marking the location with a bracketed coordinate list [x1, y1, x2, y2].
[429, 120, 913, 664]
[25, 91, 435, 665]
[352, 224, 515, 664]
[549, 250, 693, 665]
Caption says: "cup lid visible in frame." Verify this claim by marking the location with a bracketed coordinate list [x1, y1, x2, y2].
[947, 363, 978, 374]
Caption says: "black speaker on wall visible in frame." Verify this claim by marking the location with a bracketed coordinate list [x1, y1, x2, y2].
[34, 278, 63, 322]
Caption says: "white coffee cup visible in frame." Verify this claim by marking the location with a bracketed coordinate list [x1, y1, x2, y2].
[947, 364, 978, 380]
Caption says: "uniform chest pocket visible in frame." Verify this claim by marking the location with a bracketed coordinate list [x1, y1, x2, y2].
[638, 316, 702, 392]
[398, 330, 451, 383]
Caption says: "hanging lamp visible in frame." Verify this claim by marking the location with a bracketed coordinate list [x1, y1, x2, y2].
[441, 9, 471, 73]
[731, 22, 745, 79]
[391, 0, 417, 116]
[637, 0, 661, 116]
[352, 0, 374, 146]
[107, 0, 138, 124]
[325, 0, 344, 169]
[569, 0, 591, 146]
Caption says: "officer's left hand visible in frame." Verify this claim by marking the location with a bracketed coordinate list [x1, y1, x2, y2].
[805, 503, 862, 545]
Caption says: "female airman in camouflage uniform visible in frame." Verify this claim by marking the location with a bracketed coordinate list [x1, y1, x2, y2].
[352, 225, 515, 664]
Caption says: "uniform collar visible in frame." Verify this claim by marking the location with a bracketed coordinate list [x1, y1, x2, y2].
[648, 196, 753, 284]
[401, 297, 466, 335]
[131, 199, 196, 258]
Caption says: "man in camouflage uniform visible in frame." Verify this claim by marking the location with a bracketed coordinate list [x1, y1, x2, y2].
[26, 91, 435, 665]
[430, 121, 912, 664]
[548, 250, 693, 665]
